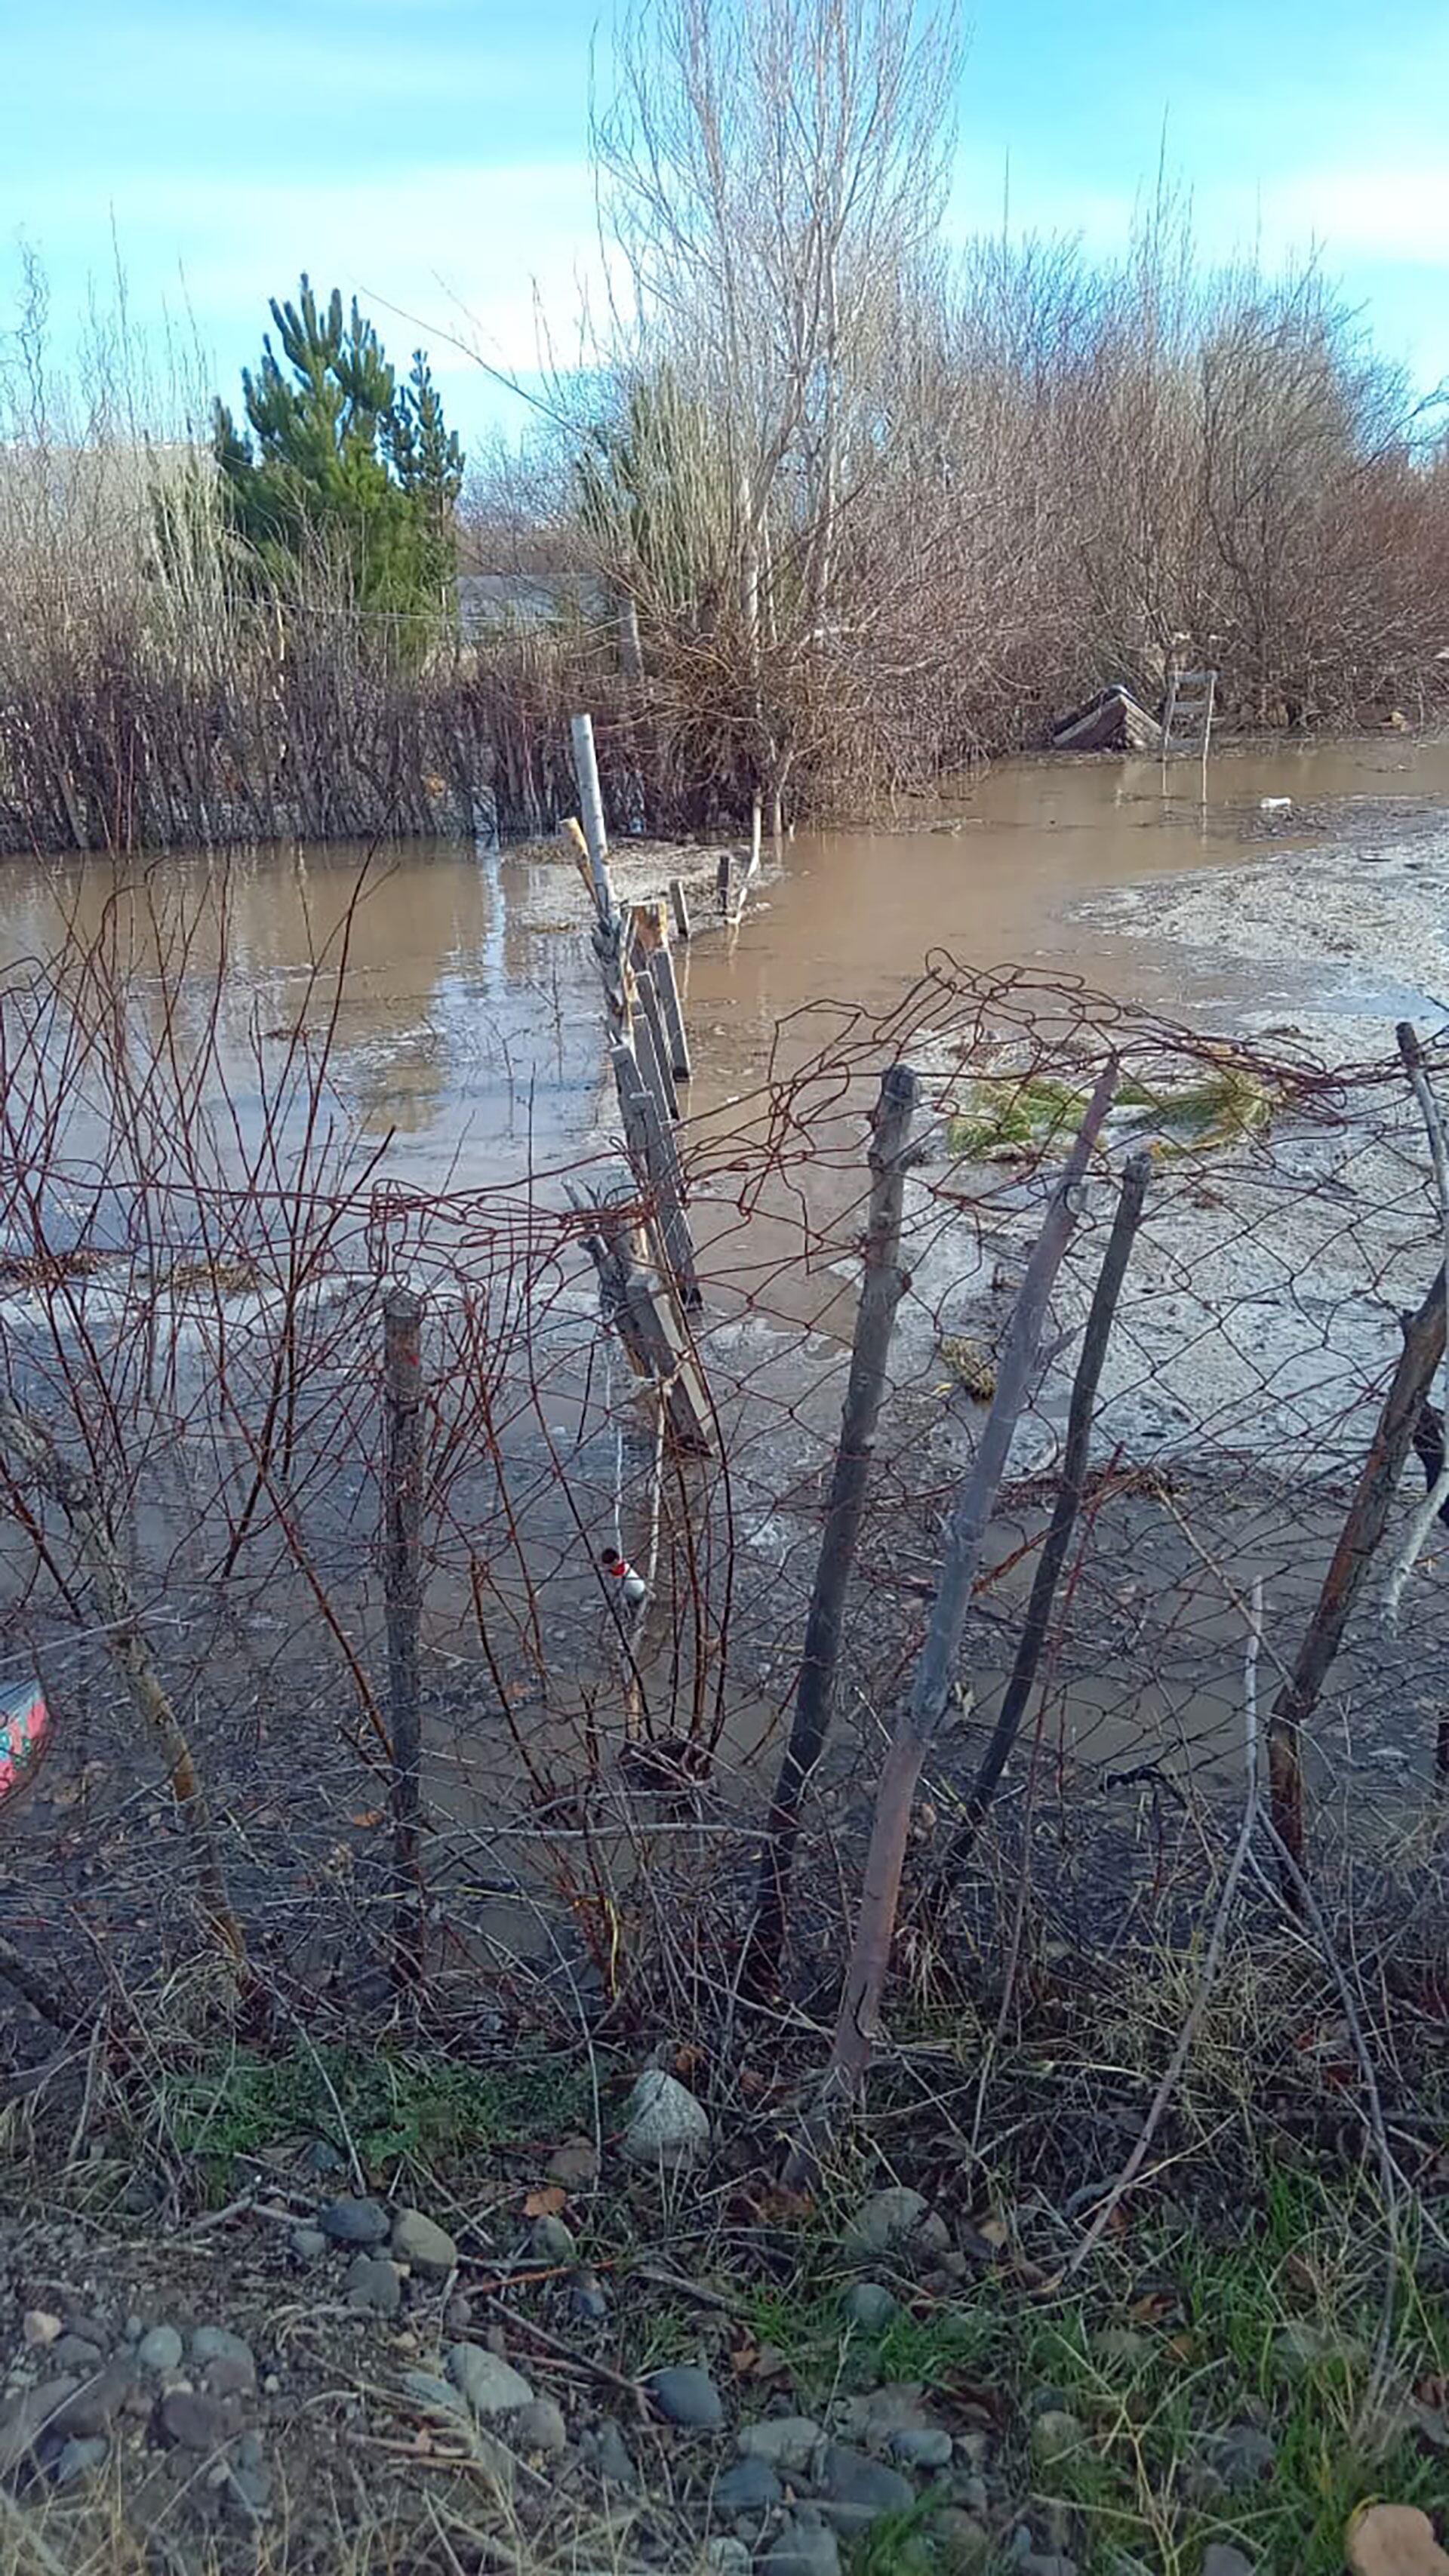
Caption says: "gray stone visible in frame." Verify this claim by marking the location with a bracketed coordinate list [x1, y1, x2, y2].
[1031, 2410, 1083, 2464]
[191, 2329, 257, 2393]
[53, 2362, 136, 2439]
[224, 2449, 273, 2518]
[1204, 2425, 1277, 2486]
[546, 2136, 598, 2189]
[137, 2327, 183, 2376]
[592, 2419, 638, 2488]
[205, 2356, 257, 2400]
[318, 2196, 391, 2247]
[645, 2363, 724, 2430]
[567, 2268, 610, 2324]
[703, 2544, 752, 2576]
[346, 2254, 403, 2317]
[305, 2140, 347, 2174]
[738, 2414, 824, 2473]
[514, 2396, 568, 2454]
[1202, 2550, 1257, 2576]
[931, 2510, 991, 2570]
[714, 2454, 783, 2510]
[157, 2389, 232, 2453]
[1273, 2322, 1364, 2372]
[841, 2282, 899, 2331]
[447, 2343, 535, 2418]
[290, 2228, 328, 2263]
[401, 2371, 464, 2413]
[531, 2213, 578, 2264]
[816, 2442, 915, 2529]
[0, 2379, 82, 2475]
[759, 2510, 842, 2576]
[888, 2425, 952, 2469]
[842, 2187, 948, 2260]
[50, 2334, 106, 2372]
[622, 2068, 711, 2170]
[390, 2208, 458, 2279]
[838, 2381, 931, 2441]
[52, 2435, 109, 2488]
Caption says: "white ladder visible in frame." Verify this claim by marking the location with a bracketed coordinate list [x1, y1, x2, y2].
[1161, 665, 1217, 797]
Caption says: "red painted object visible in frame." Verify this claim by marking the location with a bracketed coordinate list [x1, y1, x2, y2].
[0, 1679, 48, 1805]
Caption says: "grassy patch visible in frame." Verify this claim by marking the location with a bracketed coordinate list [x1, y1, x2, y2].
[155, 2041, 597, 2193]
[944, 1062, 1278, 1165]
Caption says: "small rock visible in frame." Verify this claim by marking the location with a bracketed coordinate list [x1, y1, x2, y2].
[53, 2433, 109, 2487]
[157, 2389, 232, 2453]
[842, 2187, 949, 2260]
[1031, 2410, 1084, 2464]
[739, 2414, 824, 2472]
[401, 2371, 464, 2413]
[444, 2294, 474, 2334]
[205, 2356, 258, 2400]
[54, 2362, 135, 2439]
[447, 2343, 535, 2418]
[290, 2228, 327, 2262]
[50, 2334, 106, 2372]
[714, 2454, 783, 2510]
[546, 2137, 598, 2189]
[567, 2268, 610, 2325]
[137, 2327, 183, 2377]
[645, 2363, 724, 2430]
[531, 2213, 578, 2264]
[703, 2544, 752, 2576]
[318, 2196, 391, 2247]
[1202, 2550, 1257, 2576]
[931, 2510, 991, 2569]
[622, 2068, 712, 2170]
[1203, 2425, 1277, 2486]
[305, 2140, 347, 2174]
[390, 2209, 458, 2279]
[22, 2311, 62, 2350]
[0, 2379, 80, 2475]
[225, 2454, 272, 2519]
[346, 2254, 403, 2317]
[838, 2381, 931, 2441]
[888, 2425, 952, 2469]
[817, 2442, 914, 2528]
[593, 2419, 638, 2488]
[514, 2396, 568, 2454]
[760, 2510, 842, 2576]
[1273, 2322, 1364, 2372]
[191, 2329, 257, 2394]
[841, 2282, 898, 2331]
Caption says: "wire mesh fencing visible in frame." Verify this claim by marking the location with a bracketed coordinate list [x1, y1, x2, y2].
[1, 923, 1447, 2046]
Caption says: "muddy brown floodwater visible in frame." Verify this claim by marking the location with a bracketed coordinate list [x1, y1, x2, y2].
[7, 732, 1449, 1191]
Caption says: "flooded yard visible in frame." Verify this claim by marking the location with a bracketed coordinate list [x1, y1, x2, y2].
[4, 732, 1449, 1977]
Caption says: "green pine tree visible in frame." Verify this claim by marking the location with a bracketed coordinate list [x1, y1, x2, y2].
[214, 279, 463, 623]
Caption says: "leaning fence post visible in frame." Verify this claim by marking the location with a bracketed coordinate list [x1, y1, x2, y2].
[611, 1042, 700, 1307]
[651, 945, 692, 1083]
[383, 1284, 426, 1982]
[741, 1064, 921, 2001]
[669, 878, 692, 942]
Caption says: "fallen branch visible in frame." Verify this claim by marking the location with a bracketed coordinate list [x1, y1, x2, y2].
[1383, 1021, 1449, 1624]
[0, 1393, 246, 1965]
[786, 1061, 1118, 2176]
[934, 1148, 1151, 1894]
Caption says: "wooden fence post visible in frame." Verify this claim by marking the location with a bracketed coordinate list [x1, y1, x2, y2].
[635, 971, 680, 1122]
[669, 878, 692, 942]
[580, 1198, 712, 1453]
[611, 1044, 700, 1307]
[383, 1284, 426, 1983]
[741, 1065, 921, 2000]
[651, 946, 692, 1082]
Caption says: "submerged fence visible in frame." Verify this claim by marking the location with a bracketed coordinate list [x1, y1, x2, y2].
[1, 872, 1448, 2039]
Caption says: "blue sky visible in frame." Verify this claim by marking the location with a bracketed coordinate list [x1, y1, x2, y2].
[3, 0, 1447, 456]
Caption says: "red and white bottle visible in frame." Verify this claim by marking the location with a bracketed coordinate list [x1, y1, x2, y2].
[598, 1548, 648, 1606]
